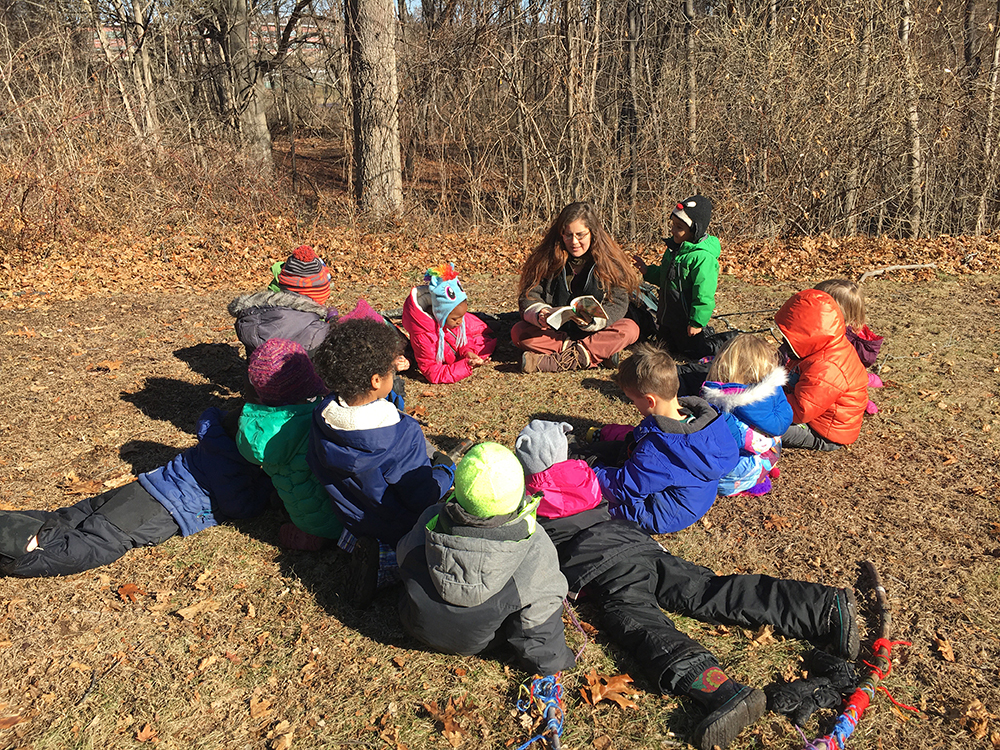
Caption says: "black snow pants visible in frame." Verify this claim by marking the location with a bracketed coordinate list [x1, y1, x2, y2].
[585, 544, 840, 694]
[0, 481, 179, 578]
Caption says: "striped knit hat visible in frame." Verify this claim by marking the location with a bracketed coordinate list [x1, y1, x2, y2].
[247, 338, 327, 406]
[277, 245, 332, 305]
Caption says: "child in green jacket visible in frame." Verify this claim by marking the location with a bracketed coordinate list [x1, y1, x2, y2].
[237, 338, 343, 550]
[640, 195, 721, 359]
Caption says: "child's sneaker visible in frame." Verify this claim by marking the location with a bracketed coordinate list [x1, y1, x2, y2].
[345, 536, 380, 609]
[867, 372, 883, 388]
[827, 587, 860, 660]
[865, 399, 879, 415]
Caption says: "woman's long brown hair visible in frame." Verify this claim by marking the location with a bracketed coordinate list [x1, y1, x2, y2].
[517, 202, 640, 298]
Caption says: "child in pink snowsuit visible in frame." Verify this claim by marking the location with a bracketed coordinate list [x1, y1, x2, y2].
[401, 263, 496, 384]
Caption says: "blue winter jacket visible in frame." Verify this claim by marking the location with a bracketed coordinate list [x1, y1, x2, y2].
[701, 368, 792, 496]
[594, 396, 739, 534]
[307, 394, 455, 546]
[138, 408, 272, 536]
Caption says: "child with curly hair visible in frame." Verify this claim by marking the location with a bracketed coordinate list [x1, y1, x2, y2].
[513, 201, 640, 372]
[308, 318, 455, 607]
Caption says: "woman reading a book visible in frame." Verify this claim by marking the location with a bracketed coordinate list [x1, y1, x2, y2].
[513, 201, 641, 373]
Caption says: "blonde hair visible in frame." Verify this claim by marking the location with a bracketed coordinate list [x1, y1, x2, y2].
[614, 343, 679, 400]
[707, 334, 781, 385]
[814, 278, 866, 328]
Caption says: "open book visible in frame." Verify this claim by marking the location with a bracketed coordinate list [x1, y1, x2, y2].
[546, 296, 608, 329]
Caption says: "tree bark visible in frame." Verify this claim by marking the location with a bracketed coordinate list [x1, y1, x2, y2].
[900, 0, 923, 238]
[347, 0, 403, 218]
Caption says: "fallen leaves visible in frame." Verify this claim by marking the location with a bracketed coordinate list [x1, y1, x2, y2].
[135, 722, 158, 743]
[579, 669, 639, 710]
[422, 694, 480, 747]
[958, 699, 999, 740]
[174, 598, 221, 620]
[935, 631, 956, 662]
[0, 714, 26, 729]
[118, 583, 146, 603]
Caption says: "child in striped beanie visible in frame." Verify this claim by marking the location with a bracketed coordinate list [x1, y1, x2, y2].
[271, 245, 332, 305]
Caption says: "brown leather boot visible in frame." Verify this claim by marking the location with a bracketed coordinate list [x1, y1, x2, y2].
[521, 343, 590, 373]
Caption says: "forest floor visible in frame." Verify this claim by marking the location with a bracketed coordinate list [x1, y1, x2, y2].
[0, 253, 998, 750]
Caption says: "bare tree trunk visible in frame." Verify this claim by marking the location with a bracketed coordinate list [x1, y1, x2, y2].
[563, 0, 583, 203]
[347, 0, 403, 218]
[977, 0, 1000, 233]
[845, 4, 872, 235]
[683, 0, 696, 165]
[900, 0, 922, 238]
[626, 0, 640, 238]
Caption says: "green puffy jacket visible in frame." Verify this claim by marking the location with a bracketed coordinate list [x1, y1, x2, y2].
[643, 234, 721, 329]
[236, 401, 343, 539]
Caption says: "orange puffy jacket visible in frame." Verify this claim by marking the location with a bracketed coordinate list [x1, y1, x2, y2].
[775, 289, 868, 445]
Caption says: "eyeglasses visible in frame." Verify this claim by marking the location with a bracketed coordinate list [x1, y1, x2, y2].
[561, 230, 590, 242]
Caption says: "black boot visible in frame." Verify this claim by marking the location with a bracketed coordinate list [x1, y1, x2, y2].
[680, 662, 766, 750]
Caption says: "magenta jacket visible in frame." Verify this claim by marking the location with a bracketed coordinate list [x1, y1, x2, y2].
[401, 286, 497, 384]
[527, 459, 603, 520]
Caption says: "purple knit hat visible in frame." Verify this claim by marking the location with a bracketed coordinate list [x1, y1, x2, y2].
[247, 339, 327, 406]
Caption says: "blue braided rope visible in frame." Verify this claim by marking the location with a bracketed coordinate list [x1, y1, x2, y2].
[514, 674, 564, 750]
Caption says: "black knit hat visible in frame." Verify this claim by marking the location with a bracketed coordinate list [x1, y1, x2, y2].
[672, 195, 713, 241]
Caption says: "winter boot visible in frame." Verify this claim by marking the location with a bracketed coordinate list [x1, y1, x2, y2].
[521, 343, 590, 373]
[344, 535, 380, 609]
[681, 663, 767, 750]
[822, 587, 860, 660]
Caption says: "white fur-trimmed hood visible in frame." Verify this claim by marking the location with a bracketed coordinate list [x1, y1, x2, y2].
[701, 366, 788, 412]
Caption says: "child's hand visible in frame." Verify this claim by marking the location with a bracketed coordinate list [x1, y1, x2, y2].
[687, 325, 703, 337]
[394, 355, 410, 372]
[632, 254, 648, 273]
[466, 352, 485, 367]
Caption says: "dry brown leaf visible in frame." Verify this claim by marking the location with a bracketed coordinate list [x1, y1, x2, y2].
[135, 723, 158, 743]
[751, 624, 777, 646]
[0, 714, 26, 729]
[579, 669, 639, 710]
[592, 735, 613, 750]
[69, 661, 91, 672]
[409, 405, 427, 418]
[198, 655, 219, 672]
[935, 633, 956, 662]
[174, 598, 221, 620]
[422, 695, 478, 748]
[250, 696, 272, 719]
[118, 583, 146, 603]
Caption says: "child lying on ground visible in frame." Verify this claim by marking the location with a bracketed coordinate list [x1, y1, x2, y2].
[514, 419, 859, 750]
[775, 288, 868, 450]
[308, 317, 455, 607]
[0, 410, 271, 577]
[587, 343, 738, 534]
[396, 442, 575, 677]
[401, 263, 496, 384]
[236, 338, 342, 551]
[700, 334, 792, 496]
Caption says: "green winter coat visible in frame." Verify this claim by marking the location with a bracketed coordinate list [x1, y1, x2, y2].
[643, 234, 721, 329]
[237, 401, 343, 539]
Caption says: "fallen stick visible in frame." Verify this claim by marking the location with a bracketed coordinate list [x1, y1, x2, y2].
[858, 264, 936, 284]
